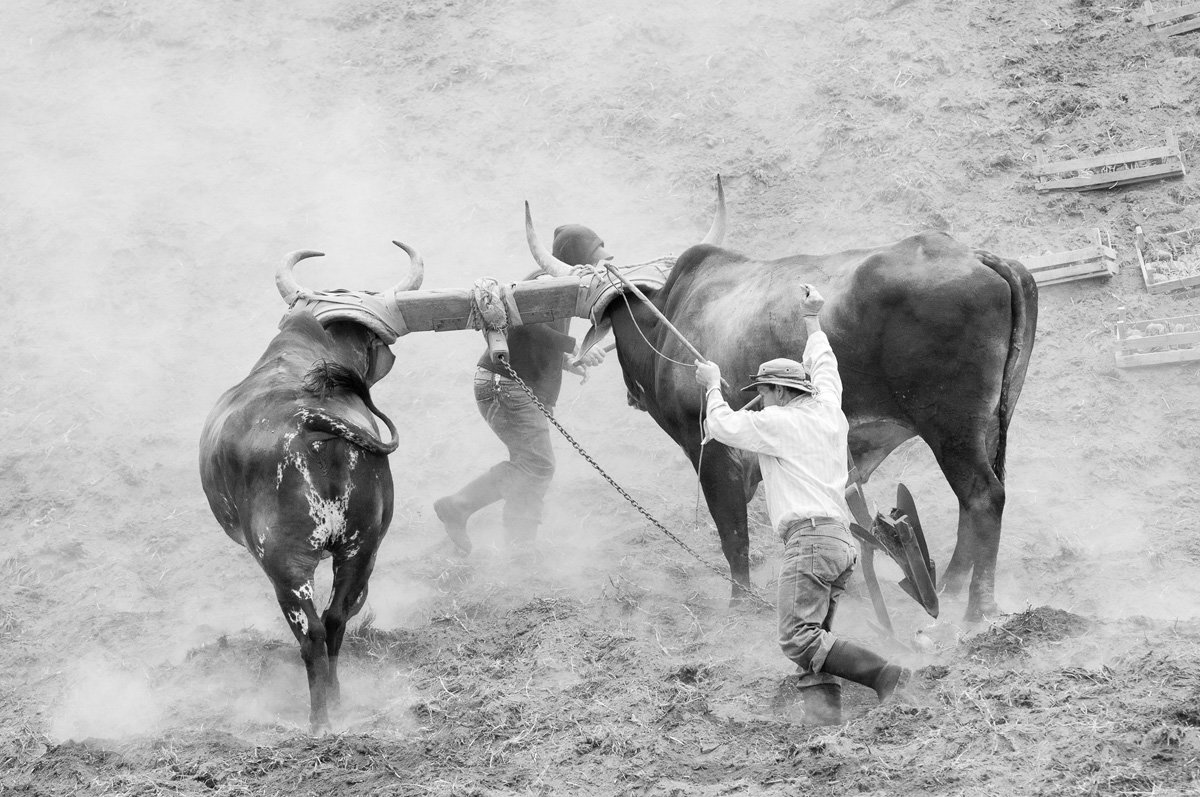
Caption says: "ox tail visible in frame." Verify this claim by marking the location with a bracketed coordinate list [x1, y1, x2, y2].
[974, 249, 1039, 483]
[299, 360, 399, 455]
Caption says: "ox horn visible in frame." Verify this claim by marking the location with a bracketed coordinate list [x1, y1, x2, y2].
[388, 239, 425, 293]
[276, 250, 325, 304]
[524, 201, 576, 278]
[700, 173, 726, 246]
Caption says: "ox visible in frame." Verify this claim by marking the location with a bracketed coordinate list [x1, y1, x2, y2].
[527, 196, 1037, 621]
[199, 243, 422, 732]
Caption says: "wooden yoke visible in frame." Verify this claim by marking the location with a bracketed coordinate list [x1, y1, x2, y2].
[386, 275, 587, 335]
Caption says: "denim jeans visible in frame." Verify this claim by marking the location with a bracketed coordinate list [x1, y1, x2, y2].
[777, 523, 858, 687]
[473, 369, 556, 539]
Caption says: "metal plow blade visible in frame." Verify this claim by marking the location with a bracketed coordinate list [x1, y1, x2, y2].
[847, 483, 939, 621]
[894, 482, 937, 615]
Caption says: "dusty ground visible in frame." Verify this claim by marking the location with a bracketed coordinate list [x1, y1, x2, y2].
[3, 0, 1200, 794]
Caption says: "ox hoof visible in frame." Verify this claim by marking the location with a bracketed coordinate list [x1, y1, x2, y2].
[963, 601, 1000, 624]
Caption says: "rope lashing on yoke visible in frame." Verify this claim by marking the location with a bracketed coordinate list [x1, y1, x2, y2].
[469, 277, 523, 365]
[467, 277, 524, 331]
[463, 276, 774, 609]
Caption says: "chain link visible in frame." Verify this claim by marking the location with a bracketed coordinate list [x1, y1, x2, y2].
[498, 357, 774, 610]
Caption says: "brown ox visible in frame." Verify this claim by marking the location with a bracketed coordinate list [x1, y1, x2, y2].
[528, 191, 1037, 621]
[199, 243, 422, 732]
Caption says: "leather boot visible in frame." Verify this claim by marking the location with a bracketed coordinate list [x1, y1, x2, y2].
[434, 475, 502, 554]
[821, 639, 910, 702]
[799, 682, 842, 725]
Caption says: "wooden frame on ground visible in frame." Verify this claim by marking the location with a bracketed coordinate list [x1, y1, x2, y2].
[1114, 307, 1200, 368]
[1020, 229, 1118, 286]
[1134, 224, 1200, 294]
[1141, 1, 1200, 38]
[1033, 131, 1185, 192]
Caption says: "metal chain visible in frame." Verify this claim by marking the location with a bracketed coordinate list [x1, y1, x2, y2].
[498, 357, 774, 610]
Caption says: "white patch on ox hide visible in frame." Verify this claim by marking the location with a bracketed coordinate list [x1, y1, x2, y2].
[277, 431, 299, 488]
[276, 425, 363, 554]
[305, 488, 353, 551]
[293, 580, 314, 602]
[287, 609, 308, 635]
[341, 527, 362, 559]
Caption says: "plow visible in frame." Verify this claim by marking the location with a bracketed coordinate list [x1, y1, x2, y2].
[846, 475, 940, 633]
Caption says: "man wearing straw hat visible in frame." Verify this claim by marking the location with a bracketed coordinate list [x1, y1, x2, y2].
[694, 285, 908, 725]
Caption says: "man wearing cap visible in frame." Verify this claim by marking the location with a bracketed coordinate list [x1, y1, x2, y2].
[434, 225, 609, 554]
[693, 285, 908, 725]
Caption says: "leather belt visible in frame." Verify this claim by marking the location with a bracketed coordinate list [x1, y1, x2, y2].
[782, 516, 845, 542]
[476, 367, 512, 384]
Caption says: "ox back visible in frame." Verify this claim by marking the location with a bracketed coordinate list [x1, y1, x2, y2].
[604, 231, 1037, 621]
[199, 309, 395, 732]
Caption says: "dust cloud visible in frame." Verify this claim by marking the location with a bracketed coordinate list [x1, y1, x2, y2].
[4, 0, 787, 740]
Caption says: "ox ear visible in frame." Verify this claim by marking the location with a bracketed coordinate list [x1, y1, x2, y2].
[365, 338, 396, 385]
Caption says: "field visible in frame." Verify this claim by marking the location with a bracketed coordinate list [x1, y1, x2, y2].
[4, 0, 1200, 794]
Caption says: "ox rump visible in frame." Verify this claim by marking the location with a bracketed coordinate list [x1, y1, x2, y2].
[199, 243, 422, 734]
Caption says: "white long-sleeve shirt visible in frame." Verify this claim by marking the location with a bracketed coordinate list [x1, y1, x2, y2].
[703, 331, 851, 539]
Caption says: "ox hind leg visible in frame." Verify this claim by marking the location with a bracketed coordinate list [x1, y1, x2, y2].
[935, 439, 1005, 623]
[260, 548, 331, 733]
[322, 540, 382, 710]
[690, 440, 756, 605]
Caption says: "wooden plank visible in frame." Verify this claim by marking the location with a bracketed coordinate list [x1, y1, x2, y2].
[1116, 347, 1200, 367]
[1146, 271, 1200, 293]
[1035, 160, 1184, 191]
[1135, 225, 1155, 291]
[1032, 259, 1116, 285]
[1023, 246, 1106, 269]
[1144, 1, 1200, 24]
[1119, 329, 1200, 351]
[1034, 145, 1175, 176]
[1121, 311, 1200, 327]
[1027, 254, 1110, 276]
[1144, 0, 1200, 23]
[1161, 16, 1200, 35]
[1037, 161, 1184, 190]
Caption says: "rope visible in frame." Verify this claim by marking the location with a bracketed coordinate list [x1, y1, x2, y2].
[497, 356, 774, 611]
[607, 271, 694, 368]
[467, 277, 510, 332]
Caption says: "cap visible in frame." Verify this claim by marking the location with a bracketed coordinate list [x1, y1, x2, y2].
[741, 357, 816, 394]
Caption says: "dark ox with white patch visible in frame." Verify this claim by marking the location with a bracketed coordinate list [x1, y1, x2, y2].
[199, 244, 422, 732]
[528, 197, 1037, 621]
